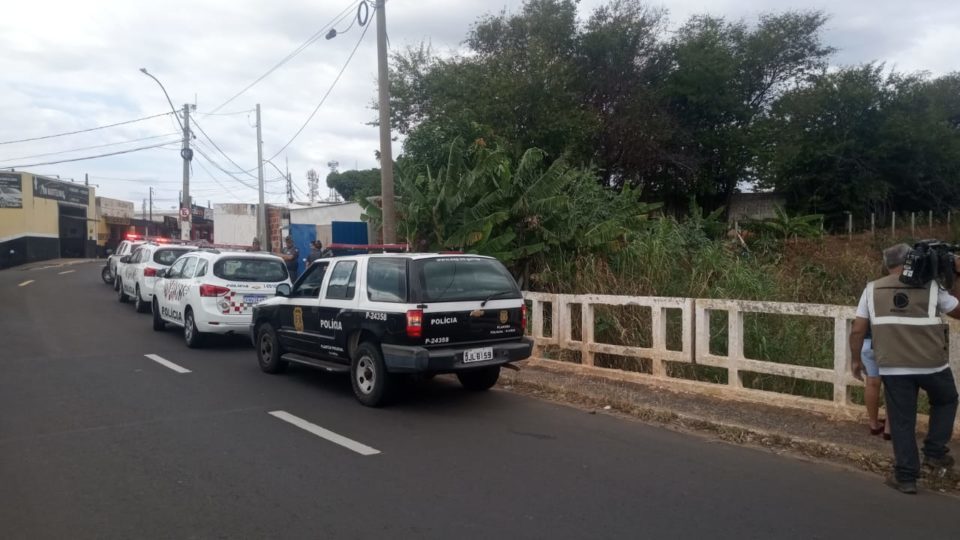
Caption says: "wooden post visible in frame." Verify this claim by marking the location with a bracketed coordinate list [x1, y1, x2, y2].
[871, 213, 875, 236]
[911, 212, 915, 238]
[929, 210, 933, 231]
[847, 213, 852, 241]
[892, 211, 896, 237]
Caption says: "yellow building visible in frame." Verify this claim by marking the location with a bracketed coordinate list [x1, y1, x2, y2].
[0, 171, 97, 269]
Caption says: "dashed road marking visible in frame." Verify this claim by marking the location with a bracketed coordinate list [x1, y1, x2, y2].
[58, 270, 75, 275]
[268, 410, 381, 456]
[144, 353, 191, 374]
[18, 280, 34, 287]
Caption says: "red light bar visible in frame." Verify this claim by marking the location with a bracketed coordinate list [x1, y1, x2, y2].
[125, 233, 142, 241]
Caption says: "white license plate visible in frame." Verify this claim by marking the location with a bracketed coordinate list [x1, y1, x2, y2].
[463, 347, 494, 363]
[244, 294, 267, 304]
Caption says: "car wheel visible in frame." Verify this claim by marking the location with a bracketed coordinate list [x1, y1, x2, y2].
[113, 271, 120, 291]
[152, 300, 166, 331]
[134, 285, 149, 313]
[256, 324, 288, 374]
[351, 342, 394, 407]
[116, 279, 128, 303]
[101, 265, 113, 285]
[184, 309, 204, 348]
[457, 366, 501, 391]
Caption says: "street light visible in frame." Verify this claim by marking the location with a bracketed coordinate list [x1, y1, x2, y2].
[140, 67, 193, 241]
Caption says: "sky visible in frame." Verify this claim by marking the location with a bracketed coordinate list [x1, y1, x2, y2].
[0, 0, 957, 211]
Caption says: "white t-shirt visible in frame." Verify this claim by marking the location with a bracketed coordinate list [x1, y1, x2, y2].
[855, 283, 957, 375]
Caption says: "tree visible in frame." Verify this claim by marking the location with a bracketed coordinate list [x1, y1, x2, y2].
[306, 169, 320, 203]
[326, 169, 381, 202]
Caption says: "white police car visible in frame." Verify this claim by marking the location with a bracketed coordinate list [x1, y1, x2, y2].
[116, 242, 195, 312]
[105, 237, 146, 286]
[152, 249, 292, 348]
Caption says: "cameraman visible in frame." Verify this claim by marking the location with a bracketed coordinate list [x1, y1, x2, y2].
[849, 243, 960, 494]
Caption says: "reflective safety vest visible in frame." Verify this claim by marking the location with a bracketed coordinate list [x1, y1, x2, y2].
[867, 274, 948, 370]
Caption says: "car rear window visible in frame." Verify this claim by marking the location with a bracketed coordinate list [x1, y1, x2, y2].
[214, 258, 288, 282]
[413, 257, 520, 303]
[154, 248, 191, 266]
[367, 258, 408, 302]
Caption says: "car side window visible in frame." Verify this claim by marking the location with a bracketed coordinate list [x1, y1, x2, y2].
[293, 262, 329, 298]
[195, 260, 208, 278]
[181, 257, 199, 279]
[367, 258, 407, 302]
[167, 257, 188, 279]
[325, 261, 357, 300]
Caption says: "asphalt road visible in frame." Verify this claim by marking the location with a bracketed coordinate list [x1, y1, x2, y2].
[1, 261, 958, 540]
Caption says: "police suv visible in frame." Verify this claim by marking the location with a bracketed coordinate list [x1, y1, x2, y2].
[152, 250, 292, 348]
[250, 253, 533, 407]
[116, 242, 195, 312]
[104, 238, 145, 285]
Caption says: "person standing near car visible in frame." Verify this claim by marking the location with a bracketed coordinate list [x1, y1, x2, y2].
[849, 243, 960, 494]
[279, 235, 300, 280]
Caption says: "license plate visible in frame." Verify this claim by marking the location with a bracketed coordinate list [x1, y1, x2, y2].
[463, 347, 494, 364]
[244, 294, 267, 305]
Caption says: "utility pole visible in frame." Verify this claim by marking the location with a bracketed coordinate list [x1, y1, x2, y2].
[286, 155, 293, 204]
[181, 103, 193, 241]
[148, 187, 154, 238]
[256, 104, 267, 249]
[376, 0, 396, 244]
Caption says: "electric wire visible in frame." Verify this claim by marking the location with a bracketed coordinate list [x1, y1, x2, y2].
[207, 0, 361, 114]
[2, 141, 182, 169]
[266, 13, 373, 162]
[0, 132, 181, 163]
[191, 119, 258, 179]
[0, 112, 175, 145]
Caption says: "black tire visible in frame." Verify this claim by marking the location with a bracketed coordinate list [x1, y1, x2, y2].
[101, 265, 113, 285]
[134, 285, 149, 313]
[183, 308, 204, 348]
[457, 366, 501, 391]
[152, 300, 165, 331]
[113, 270, 120, 291]
[351, 342, 394, 407]
[256, 323, 288, 374]
[116, 279, 128, 303]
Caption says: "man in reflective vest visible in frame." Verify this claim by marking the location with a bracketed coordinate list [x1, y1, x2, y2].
[850, 243, 960, 494]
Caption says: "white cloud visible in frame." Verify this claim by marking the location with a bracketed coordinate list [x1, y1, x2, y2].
[0, 0, 956, 205]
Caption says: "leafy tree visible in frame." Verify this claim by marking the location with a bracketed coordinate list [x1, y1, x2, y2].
[326, 168, 381, 202]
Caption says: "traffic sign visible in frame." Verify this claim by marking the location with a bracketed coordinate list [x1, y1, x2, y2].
[179, 207, 190, 221]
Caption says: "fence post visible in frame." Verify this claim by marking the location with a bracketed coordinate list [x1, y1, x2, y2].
[871, 213, 875, 236]
[892, 211, 896, 237]
[833, 315, 850, 407]
[580, 301, 594, 367]
[911, 212, 915, 237]
[847, 213, 852, 241]
[728, 307, 743, 389]
[651, 306, 666, 377]
[929, 210, 933, 231]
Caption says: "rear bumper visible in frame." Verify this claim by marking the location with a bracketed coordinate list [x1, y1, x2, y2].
[381, 337, 534, 374]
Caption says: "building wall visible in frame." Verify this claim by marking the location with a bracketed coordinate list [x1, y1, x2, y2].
[289, 203, 363, 226]
[213, 203, 259, 246]
[0, 172, 97, 268]
[728, 193, 785, 223]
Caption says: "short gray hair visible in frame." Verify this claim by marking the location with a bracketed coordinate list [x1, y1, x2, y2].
[883, 243, 911, 269]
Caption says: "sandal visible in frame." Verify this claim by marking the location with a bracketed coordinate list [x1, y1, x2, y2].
[870, 419, 886, 436]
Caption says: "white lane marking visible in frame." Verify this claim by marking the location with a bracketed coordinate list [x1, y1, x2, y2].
[18, 280, 34, 287]
[58, 270, 75, 275]
[143, 353, 192, 374]
[268, 410, 381, 456]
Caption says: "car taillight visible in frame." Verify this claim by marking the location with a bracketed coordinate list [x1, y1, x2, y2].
[521, 303, 528, 333]
[144, 267, 157, 277]
[200, 284, 230, 297]
[406, 309, 423, 339]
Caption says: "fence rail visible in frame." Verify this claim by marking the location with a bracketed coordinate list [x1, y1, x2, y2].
[524, 292, 960, 419]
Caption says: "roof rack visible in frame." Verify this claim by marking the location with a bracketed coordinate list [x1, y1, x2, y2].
[326, 243, 409, 253]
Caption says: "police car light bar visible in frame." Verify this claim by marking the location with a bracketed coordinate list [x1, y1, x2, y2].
[326, 243, 409, 252]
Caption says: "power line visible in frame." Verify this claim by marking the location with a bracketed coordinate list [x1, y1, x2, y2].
[266, 13, 373, 162]
[0, 112, 175, 146]
[207, 0, 361, 114]
[193, 145, 259, 190]
[191, 119, 258, 179]
[192, 158, 244, 202]
[2, 141, 181, 169]
[196, 109, 256, 117]
[0, 132, 180, 163]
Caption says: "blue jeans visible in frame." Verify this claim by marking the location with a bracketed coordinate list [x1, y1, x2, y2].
[882, 368, 958, 483]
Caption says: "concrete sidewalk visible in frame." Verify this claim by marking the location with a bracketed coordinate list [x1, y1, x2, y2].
[502, 360, 960, 493]
[9, 258, 100, 272]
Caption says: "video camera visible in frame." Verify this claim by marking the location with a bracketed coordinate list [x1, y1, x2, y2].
[900, 240, 960, 288]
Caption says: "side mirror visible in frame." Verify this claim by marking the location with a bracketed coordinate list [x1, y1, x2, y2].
[276, 283, 292, 297]
[120, 256, 131, 263]
[156, 269, 167, 278]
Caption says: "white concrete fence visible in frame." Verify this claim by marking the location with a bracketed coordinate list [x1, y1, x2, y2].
[523, 292, 960, 418]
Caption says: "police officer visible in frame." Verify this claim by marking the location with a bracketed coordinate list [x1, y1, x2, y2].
[849, 243, 960, 494]
[279, 236, 300, 280]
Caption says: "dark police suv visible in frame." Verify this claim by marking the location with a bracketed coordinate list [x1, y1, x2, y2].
[250, 253, 533, 406]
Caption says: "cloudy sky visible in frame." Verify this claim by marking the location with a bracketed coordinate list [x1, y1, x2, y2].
[1, 0, 957, 210]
